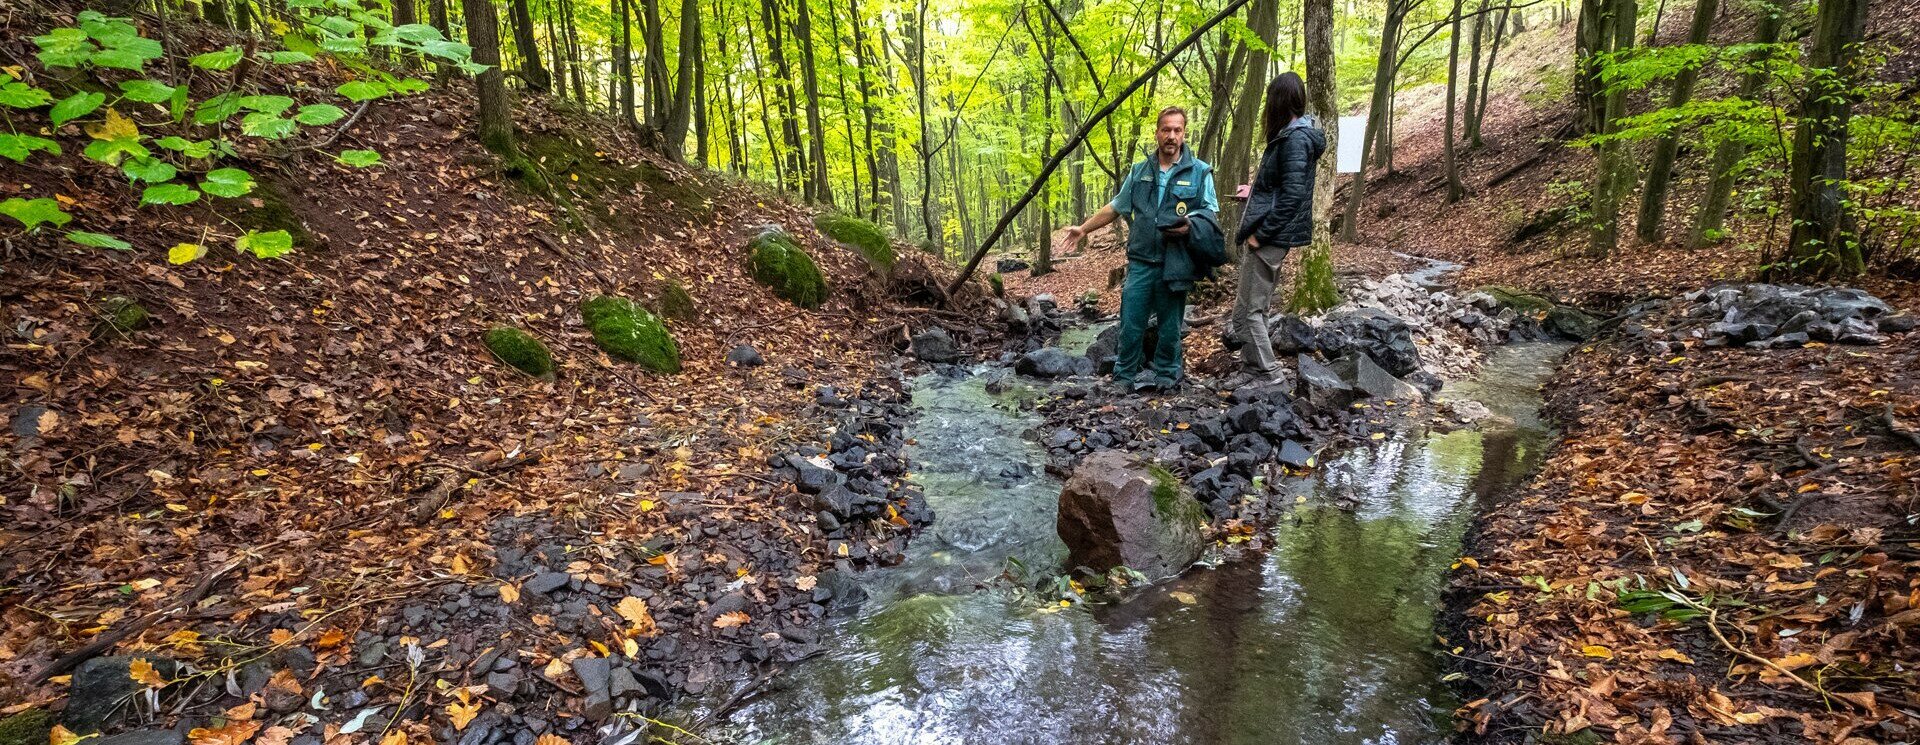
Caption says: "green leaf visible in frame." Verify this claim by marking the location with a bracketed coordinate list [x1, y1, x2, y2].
[0, 197, 72, 230]
[83, 137, 149, 164]
[119, 79, 178, 103]
[390, 78, 430, 95]
[268, 51, 315, 64]
[295, 104, 346, 125]
[67, 231, 133, 250]
[90, 47, 148, 71]
[456, 61, 490, 77]
[239, 95, 295, 114]
[236, 229, 294, 258]
[50, 92, 106, 125]
[0, 133, 61, 162]
[419, 40, 471, 61]
[0, 79, 54, 109]
[140, 183, 201, 206]
[169, 242, 208, 264]
[240, 112, 297, 139]
[280, 31, 319, 54]
[201, 168, 255, 198]
[390, 23, 446, 42]
[193, 93, 244, 124]
[189, 46, 245, 71]
[155, 136, 214, 159]
[33, 28, 94, 68]
[121, 155, 178, 183]
[336, 149, 382, 167]
[334, 80, 389, 102]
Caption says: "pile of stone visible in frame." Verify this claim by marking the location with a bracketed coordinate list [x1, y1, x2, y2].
[1331, 273, 1515, 379]
[772, 393, 934, 545]
[1677, 284, 1913, 349]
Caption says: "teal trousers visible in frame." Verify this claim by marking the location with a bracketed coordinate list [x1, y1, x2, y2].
[1114, 259, 1187, 383]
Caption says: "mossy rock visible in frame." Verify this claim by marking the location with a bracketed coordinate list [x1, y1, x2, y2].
[230, 180, 315, 249]
[988, 273, 1004, 298]
[748, 228, 828, 308]
[0, 710, 50, 745]
[656, 279, 696, 322]
[813, 213, 896, 272]
[1477, 286, 1556, 315]
[484, 326, 555, 378]
[96, 295, 151, 336]
[581, 295, 681, 373]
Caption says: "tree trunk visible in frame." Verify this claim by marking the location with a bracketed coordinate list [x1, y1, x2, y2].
[1633, 0, 1717, 243]
[1783, 0, 1869, 277]
[849, 0, 885, 223]
[1339, 0, 1406, 241]
[642, 0, 669, 124]
[1463, 0, 1485, 148]
[793, 0, 834, 205]
[1469, 6, 1507, 147]
[1218, 0, 1279, 238]
[429, 0, 451, 83]
[507, 0, 550, 92]
[827, 0, 861, 214]
[1292, 0, 1340, 312]
[910, 1, 939, 250]
[659, 0, 699, 161]
[1441, 0, 1466, 203]
[1585, 0, 1636, 257]
[760, 0, 806, 195]
[1690, 8, 1778, 248]
[542, 0, 567, 99]
[562, 0, 585, 101]
[615, 0, 638, 128]
[462, 0, 518, 157]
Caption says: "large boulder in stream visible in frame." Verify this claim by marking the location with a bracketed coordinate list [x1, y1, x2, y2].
[1056, 451, 1207, 580]
[1316, 308, 1421, 377]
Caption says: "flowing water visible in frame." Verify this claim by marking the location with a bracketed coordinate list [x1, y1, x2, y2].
[717, 342, 1569, 745]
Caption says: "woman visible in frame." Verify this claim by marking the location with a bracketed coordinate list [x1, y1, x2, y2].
[1227, 71, 1326, 383]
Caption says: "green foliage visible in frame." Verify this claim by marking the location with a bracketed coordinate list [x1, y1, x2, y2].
[813, 213, 896, 271]
[97, 296, 152, 335]
[483, 326, 555, 378]
[656, 279, 696, 322]
[748, 230, 829, 308]
[336, 149, 382, 167]
[1288, 241, 1339, 314]
[1, 3, 474, 257]
[988, 273, 1004, 298]
[580, 295, 682, 374]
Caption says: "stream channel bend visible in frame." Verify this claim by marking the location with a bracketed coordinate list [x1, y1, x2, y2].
[716, 342, 1569, 744]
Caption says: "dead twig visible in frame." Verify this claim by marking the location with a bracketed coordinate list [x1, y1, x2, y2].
[30, 556, 248, 684]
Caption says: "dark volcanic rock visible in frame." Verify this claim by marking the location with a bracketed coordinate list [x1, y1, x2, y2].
[1015, 347, 1084, 378]
[1318, 308, 1421, 377]
[1295, 354, 1356, 411]
[1055, 451, 1206, 580]
[1329, 353, 1422, 401]
[725, 344, 765, 367]
[911, 327, 963, 363]
[524, 572, 570, 596]
[65, 657, 180, 733]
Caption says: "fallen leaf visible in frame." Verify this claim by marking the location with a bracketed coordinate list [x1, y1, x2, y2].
[378, 732, 406, 745]
[1656, 649, 1695, 665]
[1581, 645, 1614, 660]
[498, 583, 520, 604]
[1169, 591, 1197, 604]
[712, 611, 750, 629]
[128, 658, 167, 688]
[189, 719, 261, 745]
[616, 596, 655, 633]
[50, 725, 83, 745]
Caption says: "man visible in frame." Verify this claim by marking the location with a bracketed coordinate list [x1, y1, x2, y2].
[1059, 106, 1225, 391]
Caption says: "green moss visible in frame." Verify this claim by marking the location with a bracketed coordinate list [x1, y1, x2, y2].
[813, 213, 897, 271]
[97, 295, 151, 336]
[748, 229, 829, 308]
[988, 273, 1004, 298]
[517, 133, 709, 216]
[1147, 465, 1183, 518]
[1478, 286, 1556, 315]
[230, 180, 314, 248]
[483, 326, 555, 378]
[656, 279, 696, 322]
[581, 295, 681, 373]
[1287, 240, 1340, 313]
[0, 709, 51, 745]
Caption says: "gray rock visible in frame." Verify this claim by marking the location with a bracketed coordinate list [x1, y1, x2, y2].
[1276, 440, 1313, 469]
[1318, 308, 1421, 377]
[1055, 451, 1206, 581]
[784, 453, 844, 494]
[1295, 354, 1355, 411]
[725, 344, 764, 367]
[485, 670, 520, 697]
[571, 657, 614, 721]
[95, 731, 183, 745]
[10, 405, 52, 439]
[1331, 353, 1422, 401]
[608, 667, 642, 697]
[1015, 347, 1081, 378]
[910, 327, 963, 363]
[1877, 314, 1916, 333]
[64, 657, 180, 733]
[524, 572, 571, 595]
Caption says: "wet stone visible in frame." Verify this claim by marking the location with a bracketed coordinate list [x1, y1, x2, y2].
[524, 571, 571, 595]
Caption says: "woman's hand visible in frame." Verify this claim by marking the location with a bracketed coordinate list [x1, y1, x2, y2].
[1246, 235, 1260, 248]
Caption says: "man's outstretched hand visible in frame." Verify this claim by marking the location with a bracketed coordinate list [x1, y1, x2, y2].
[1057, 225, 1086, 254]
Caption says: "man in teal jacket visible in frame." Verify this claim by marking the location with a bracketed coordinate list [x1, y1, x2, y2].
[1060, 106, 1224, 391]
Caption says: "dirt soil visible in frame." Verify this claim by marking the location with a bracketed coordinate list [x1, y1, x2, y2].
[1, 10, 973, 745]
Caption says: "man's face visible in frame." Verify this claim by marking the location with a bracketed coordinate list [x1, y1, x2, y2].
[1156, 113, 1186, 158]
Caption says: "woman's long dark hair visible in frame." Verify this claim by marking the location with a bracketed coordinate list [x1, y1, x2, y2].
[1262, 72, 1308, 143]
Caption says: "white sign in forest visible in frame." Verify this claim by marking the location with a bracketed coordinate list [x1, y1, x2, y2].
[1338, 115, 1367, 174]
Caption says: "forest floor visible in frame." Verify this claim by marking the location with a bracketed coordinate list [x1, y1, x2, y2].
[0, 12, 981, 745]
[1340, 6, 1920, 743]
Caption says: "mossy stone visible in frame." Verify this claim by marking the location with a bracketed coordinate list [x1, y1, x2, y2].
[988, 273, 1005, 298]
[484, 326, 555, 378]
[813, 213, 896, 271]
[1478, 286, 1556, 315]
[748, 229, 828, 308]
[656, 279, 695, 322]
[98, 295, 151, 336]
[230, 180, 314, 248]
[581, 295, 681, 373]
[0, 710, 51, 745]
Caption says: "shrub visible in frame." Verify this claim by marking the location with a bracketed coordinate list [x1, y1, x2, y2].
[484, 326, 555, 378]
[813, 213, 897, 271]
[748, 229, 828, 308]
[581, 295, 681, 373]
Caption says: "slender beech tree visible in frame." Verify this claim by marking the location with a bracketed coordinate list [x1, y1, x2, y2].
[507, 0, 550, 92]
[1292, 0, 1339, 312]
[1782, 0, 1870, 277]
[1690, 4, 1780, 248]
[462, 0, 518, 159]
[1634, 0, 1718, 243]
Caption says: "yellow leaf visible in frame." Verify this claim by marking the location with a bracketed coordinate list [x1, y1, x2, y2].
[1656, 649, 1695, 665]
[446, 699, 482, 731]
[589, 640, 609, 656]
[379, 731, 406, 745]
[188, 719, 260, 745]
[85, 108, 139, 141]
[268, 629, 294, 646]
[1452, 557, 1480, 570]
[168, 243, 207, 265]
[1581, 645, 1614, 660]
[616, 597, 656, 634]
[793, 576, 817, 591]
[712, 611, 751, 629]
[1772, 652, 1818, 670]
[621, 637, 639, 658]
[542, 658, 567, 679]
[50, 725, 84, 745]
[315, 628, 347, 649]
[450, 554, 471, 575]
[1169, 591, 1197, 605]
[498, 583, 520, 604]
[128, 658, 167, 688]
[534, 735, 569, 745]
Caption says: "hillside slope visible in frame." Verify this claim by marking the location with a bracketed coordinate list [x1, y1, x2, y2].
[1, 9, 966, 741]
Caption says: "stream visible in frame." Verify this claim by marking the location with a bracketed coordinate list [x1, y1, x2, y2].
[714, 342, 1569, 744]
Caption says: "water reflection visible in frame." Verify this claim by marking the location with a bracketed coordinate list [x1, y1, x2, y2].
[719, 344, 1568, 745]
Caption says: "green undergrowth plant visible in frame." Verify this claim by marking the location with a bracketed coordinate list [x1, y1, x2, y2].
[483, 326, 554, 378]
[0, 3, 477, 260]
[581, 295, 681, 373]
[748, 229, 828, 308]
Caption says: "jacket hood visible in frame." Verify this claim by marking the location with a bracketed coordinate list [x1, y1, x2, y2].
[1270, 114, 1327, 159]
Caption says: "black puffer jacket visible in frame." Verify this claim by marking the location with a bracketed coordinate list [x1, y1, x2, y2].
[1234, 115, 1327, 248]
